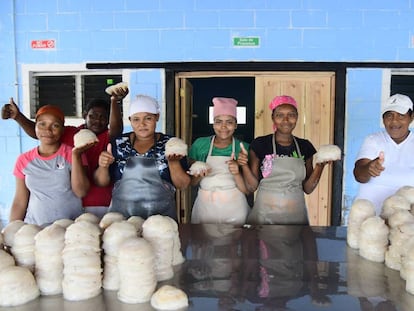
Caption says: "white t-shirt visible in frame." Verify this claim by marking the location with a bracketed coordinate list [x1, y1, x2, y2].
[355, 130, 414, 215]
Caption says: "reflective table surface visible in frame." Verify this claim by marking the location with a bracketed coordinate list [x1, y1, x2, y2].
[1, 224, 412, 310]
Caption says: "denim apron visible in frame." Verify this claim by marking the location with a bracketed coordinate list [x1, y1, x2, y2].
[109, 138, 176, 220]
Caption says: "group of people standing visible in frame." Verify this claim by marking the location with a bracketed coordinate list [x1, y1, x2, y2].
[2, 90, 344, 227]
[189, 95, 332, 225]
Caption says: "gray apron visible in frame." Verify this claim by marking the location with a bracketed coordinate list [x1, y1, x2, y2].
[257, 226, 304, 298]
[247, 134, 308, 225]
[109, 144, 176, 220]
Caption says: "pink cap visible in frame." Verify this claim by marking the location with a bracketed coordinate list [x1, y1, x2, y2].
[212, 97, 238, 118]
[269, 95, 298, 111]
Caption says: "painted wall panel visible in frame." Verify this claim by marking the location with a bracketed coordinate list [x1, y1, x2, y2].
[1, 0, 414, 225]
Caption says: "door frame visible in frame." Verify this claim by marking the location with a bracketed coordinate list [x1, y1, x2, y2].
[87, 61, 348, 225]
[173, 70, 343, 225]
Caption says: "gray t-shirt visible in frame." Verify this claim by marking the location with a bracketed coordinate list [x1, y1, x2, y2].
[13, 144, 83, 226]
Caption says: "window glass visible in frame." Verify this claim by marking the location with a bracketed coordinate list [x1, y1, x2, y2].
[82, 75, 123, 111]
[391, 74, 414, 103]
[36, 76, 76, 117]
[33, 73, 122, 119]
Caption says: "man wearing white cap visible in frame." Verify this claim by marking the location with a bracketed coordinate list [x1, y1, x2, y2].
[189, 97, 250, 225]
[94, 95, 190, 220]
[354, 93, 414, 215]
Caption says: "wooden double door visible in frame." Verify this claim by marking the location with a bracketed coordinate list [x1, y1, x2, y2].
[175, 71, 336, 226]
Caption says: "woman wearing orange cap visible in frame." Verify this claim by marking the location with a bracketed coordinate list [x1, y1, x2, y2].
[9, 105, 90, 226]
[189, 97, 250, 225]
[2, 87, 126, 219]
[241, 95, 331, 225]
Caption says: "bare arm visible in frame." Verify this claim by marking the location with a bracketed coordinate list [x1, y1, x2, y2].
[108, 94, 125, 139]
[188, 159, 209, 186]
[236, 143, 258, 194]
[302, 156, 329, 194]
[227, 155, 249, 194]
[2, 98, 37, 139]
[167, 155, 191, 190]
[10, 178, 29, 221]
[94, 144, 114, 187]
[71, 145, 92, 198]
[353, 152, 385, 183]
[190, 173, 204, 186]
[242, 149, 260, 193]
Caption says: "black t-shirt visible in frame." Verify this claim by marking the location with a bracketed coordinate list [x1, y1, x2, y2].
[250, 134, 316, 179]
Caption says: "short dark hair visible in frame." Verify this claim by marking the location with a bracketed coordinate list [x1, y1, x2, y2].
[84, 98, 110, 117]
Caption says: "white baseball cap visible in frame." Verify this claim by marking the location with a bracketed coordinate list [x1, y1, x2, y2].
[129, 95, 160, 117]
[381, 94, 413, 115]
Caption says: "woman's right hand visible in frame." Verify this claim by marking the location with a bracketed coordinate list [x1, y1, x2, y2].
[1, 98, 19, 120]
[98, 143, 115, 168]
[237, 143, 249, 167]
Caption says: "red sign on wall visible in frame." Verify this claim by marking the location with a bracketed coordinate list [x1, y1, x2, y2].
[31, 40, 56, 49]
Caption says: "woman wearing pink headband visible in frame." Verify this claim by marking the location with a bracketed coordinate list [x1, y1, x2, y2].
[240, 95, 330, 225]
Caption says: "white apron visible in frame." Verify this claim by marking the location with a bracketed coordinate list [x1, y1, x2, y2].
[191, 136, 249, 225]
[247, 134, 308, 225]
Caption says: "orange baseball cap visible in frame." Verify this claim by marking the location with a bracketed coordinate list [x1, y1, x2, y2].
[35, 105, 65, 124]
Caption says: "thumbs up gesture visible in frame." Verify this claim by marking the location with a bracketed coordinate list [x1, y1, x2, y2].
[1, 97, 19, 120]
[237, 142, 249, 167]
[368, 151, 385, 177]
[227, 152, 240, 175]
[98, 143, 115, 168]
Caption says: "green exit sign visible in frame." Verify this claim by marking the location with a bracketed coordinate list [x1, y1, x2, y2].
[233, 37, 260, 47]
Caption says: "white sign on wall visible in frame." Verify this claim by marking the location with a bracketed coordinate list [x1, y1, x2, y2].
[209, 106, 246, 124]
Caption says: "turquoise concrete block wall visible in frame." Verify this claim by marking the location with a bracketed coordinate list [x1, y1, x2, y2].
[1, 0, 414, 226]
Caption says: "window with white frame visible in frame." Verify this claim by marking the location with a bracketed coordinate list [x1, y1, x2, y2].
[23, 65, 124, 124]
[382, 69, 414, 128]
[383, 69, 414, 104]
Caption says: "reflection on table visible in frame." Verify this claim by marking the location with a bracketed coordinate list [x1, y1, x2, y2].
[1, 224, 414, 310]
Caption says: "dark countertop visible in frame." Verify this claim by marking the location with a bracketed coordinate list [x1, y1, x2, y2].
[1, 224, 411, 310]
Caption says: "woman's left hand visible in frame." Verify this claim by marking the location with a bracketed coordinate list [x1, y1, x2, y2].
[72, 141, 97, 155]
[316, 160, 333, 168]
[237, 143, 249, 166]
[227, 153, 240, 175]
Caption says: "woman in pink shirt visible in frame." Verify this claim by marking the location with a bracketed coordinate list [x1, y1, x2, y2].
[10, 105, 90, 226]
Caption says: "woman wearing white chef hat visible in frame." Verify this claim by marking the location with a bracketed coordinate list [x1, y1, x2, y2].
[95, 94, 190, 221]
[354, 93, 414, 215]
[189, 97, 250, 225]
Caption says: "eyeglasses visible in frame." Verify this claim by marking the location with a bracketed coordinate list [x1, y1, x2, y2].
[273, 112, 298, 120]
